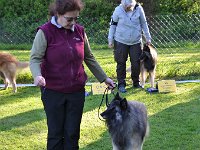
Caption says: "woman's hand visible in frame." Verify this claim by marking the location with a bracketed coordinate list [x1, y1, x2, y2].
[104, 77, 116, 89]
[34, 75, 46, 86]
[108, 42, 114, 48]
[146, 41, 151, 46]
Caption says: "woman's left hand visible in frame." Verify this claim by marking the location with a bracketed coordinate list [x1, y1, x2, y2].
[104, 78, 116, 89]
[146, 41, 151, 45]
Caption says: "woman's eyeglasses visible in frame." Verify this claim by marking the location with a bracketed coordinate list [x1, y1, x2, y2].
[63, 16, 79, 22]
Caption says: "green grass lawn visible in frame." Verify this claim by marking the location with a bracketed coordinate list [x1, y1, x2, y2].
[0, 47, 199, 83]
[0, 83, 200, 150]
[0, 47, 200, 149]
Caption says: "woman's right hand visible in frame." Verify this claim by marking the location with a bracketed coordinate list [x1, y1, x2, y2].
[108, 42, 113, 48]
[34, 75, 46, 86]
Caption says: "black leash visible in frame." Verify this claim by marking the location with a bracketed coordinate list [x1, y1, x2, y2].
[98, 87, 116, 121]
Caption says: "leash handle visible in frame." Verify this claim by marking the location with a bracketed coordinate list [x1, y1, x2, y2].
[98, 86, 114, 121]
[106, 88, 110, 107]
[98, 84, 117, 121]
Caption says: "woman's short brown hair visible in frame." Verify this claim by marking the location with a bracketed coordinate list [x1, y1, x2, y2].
[49, 0, 84, 16]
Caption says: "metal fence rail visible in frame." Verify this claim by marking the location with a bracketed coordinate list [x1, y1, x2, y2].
[0, 14, 199, 50]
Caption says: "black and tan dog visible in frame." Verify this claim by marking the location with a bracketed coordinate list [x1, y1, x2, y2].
[0, 52, 29, 93]
[127, 45, 157, 88]
[139, 45, 157, 88]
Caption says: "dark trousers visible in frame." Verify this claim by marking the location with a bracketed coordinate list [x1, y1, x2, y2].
[114, 41, 142, 87]
[41, 88, 85, 150]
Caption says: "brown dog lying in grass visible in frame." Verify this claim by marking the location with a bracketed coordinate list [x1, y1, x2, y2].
[0, 52, 29, 93]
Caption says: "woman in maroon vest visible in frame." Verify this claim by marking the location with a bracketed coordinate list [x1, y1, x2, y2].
[30, 0, 115, 149]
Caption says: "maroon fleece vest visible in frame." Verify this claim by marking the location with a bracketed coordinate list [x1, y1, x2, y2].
[38, 22, 87, 93]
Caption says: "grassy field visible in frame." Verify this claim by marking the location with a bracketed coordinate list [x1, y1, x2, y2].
[0, 47, 200, 149]
[0, 47, 199, 83]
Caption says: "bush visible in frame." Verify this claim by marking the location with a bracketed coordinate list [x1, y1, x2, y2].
[0, 0, 117, 46]
[154, 0, 200, 15]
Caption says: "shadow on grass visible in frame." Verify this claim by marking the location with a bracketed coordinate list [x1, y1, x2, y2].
[0, 87, 45, 132]
[0, 86, 40, 106]
[80, 131, 112, 150]
[0, 84, 199, 149]
[0, 108, 45, 132]
[81, 99, 200, 150]
[145, 99, 200, 149]
[81, 84, 200, 150]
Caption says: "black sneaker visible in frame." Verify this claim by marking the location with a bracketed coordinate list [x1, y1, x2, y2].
[133, 84, 142, 88]
[118, 86, 127, 93]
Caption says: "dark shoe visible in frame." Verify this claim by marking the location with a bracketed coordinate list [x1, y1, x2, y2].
[118, 86, 127, 93]
[133, 84, 142, 88]
[147, 87, 158, 93]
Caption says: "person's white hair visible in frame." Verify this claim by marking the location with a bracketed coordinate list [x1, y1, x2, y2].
[121, 0, 136, 6]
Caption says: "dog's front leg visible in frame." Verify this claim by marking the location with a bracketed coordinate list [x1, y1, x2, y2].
[0, 72, 9, 90]
[4, 78, 9, 90]
[140, 65, 146, 89]
[149, 71, 155, 88]
[112, 141, 119, 150]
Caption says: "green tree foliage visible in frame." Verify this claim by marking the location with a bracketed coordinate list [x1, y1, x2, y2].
[0, 0, 199, 19]
[0, 0, 116, 44]
[0, 0, 199, 45]
[0, 0, 53, 44]
[154, 0, 200, 14]
[79, 0, 116, 43]
[0, 0, 52, 19]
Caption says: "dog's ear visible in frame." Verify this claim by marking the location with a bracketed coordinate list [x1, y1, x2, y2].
[120, 98, 127, 110]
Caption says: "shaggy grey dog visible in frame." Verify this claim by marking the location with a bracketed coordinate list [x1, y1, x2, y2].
[101, 92, 149, 150]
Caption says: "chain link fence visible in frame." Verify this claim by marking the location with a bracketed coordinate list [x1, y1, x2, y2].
[0, 14, 199, 50]
[0, 14, 199, 82]
[147, 14, 200, 49]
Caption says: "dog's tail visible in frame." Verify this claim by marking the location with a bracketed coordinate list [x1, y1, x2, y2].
[17, 62, 29, 69]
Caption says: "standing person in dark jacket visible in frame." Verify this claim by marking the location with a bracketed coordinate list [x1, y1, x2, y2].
[108, 0, 151, 93]
[30, 0, 115, 149]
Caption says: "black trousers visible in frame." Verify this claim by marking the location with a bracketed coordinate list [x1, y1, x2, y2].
[41, 88, 85, 150]
[114, 41, 142, 87]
